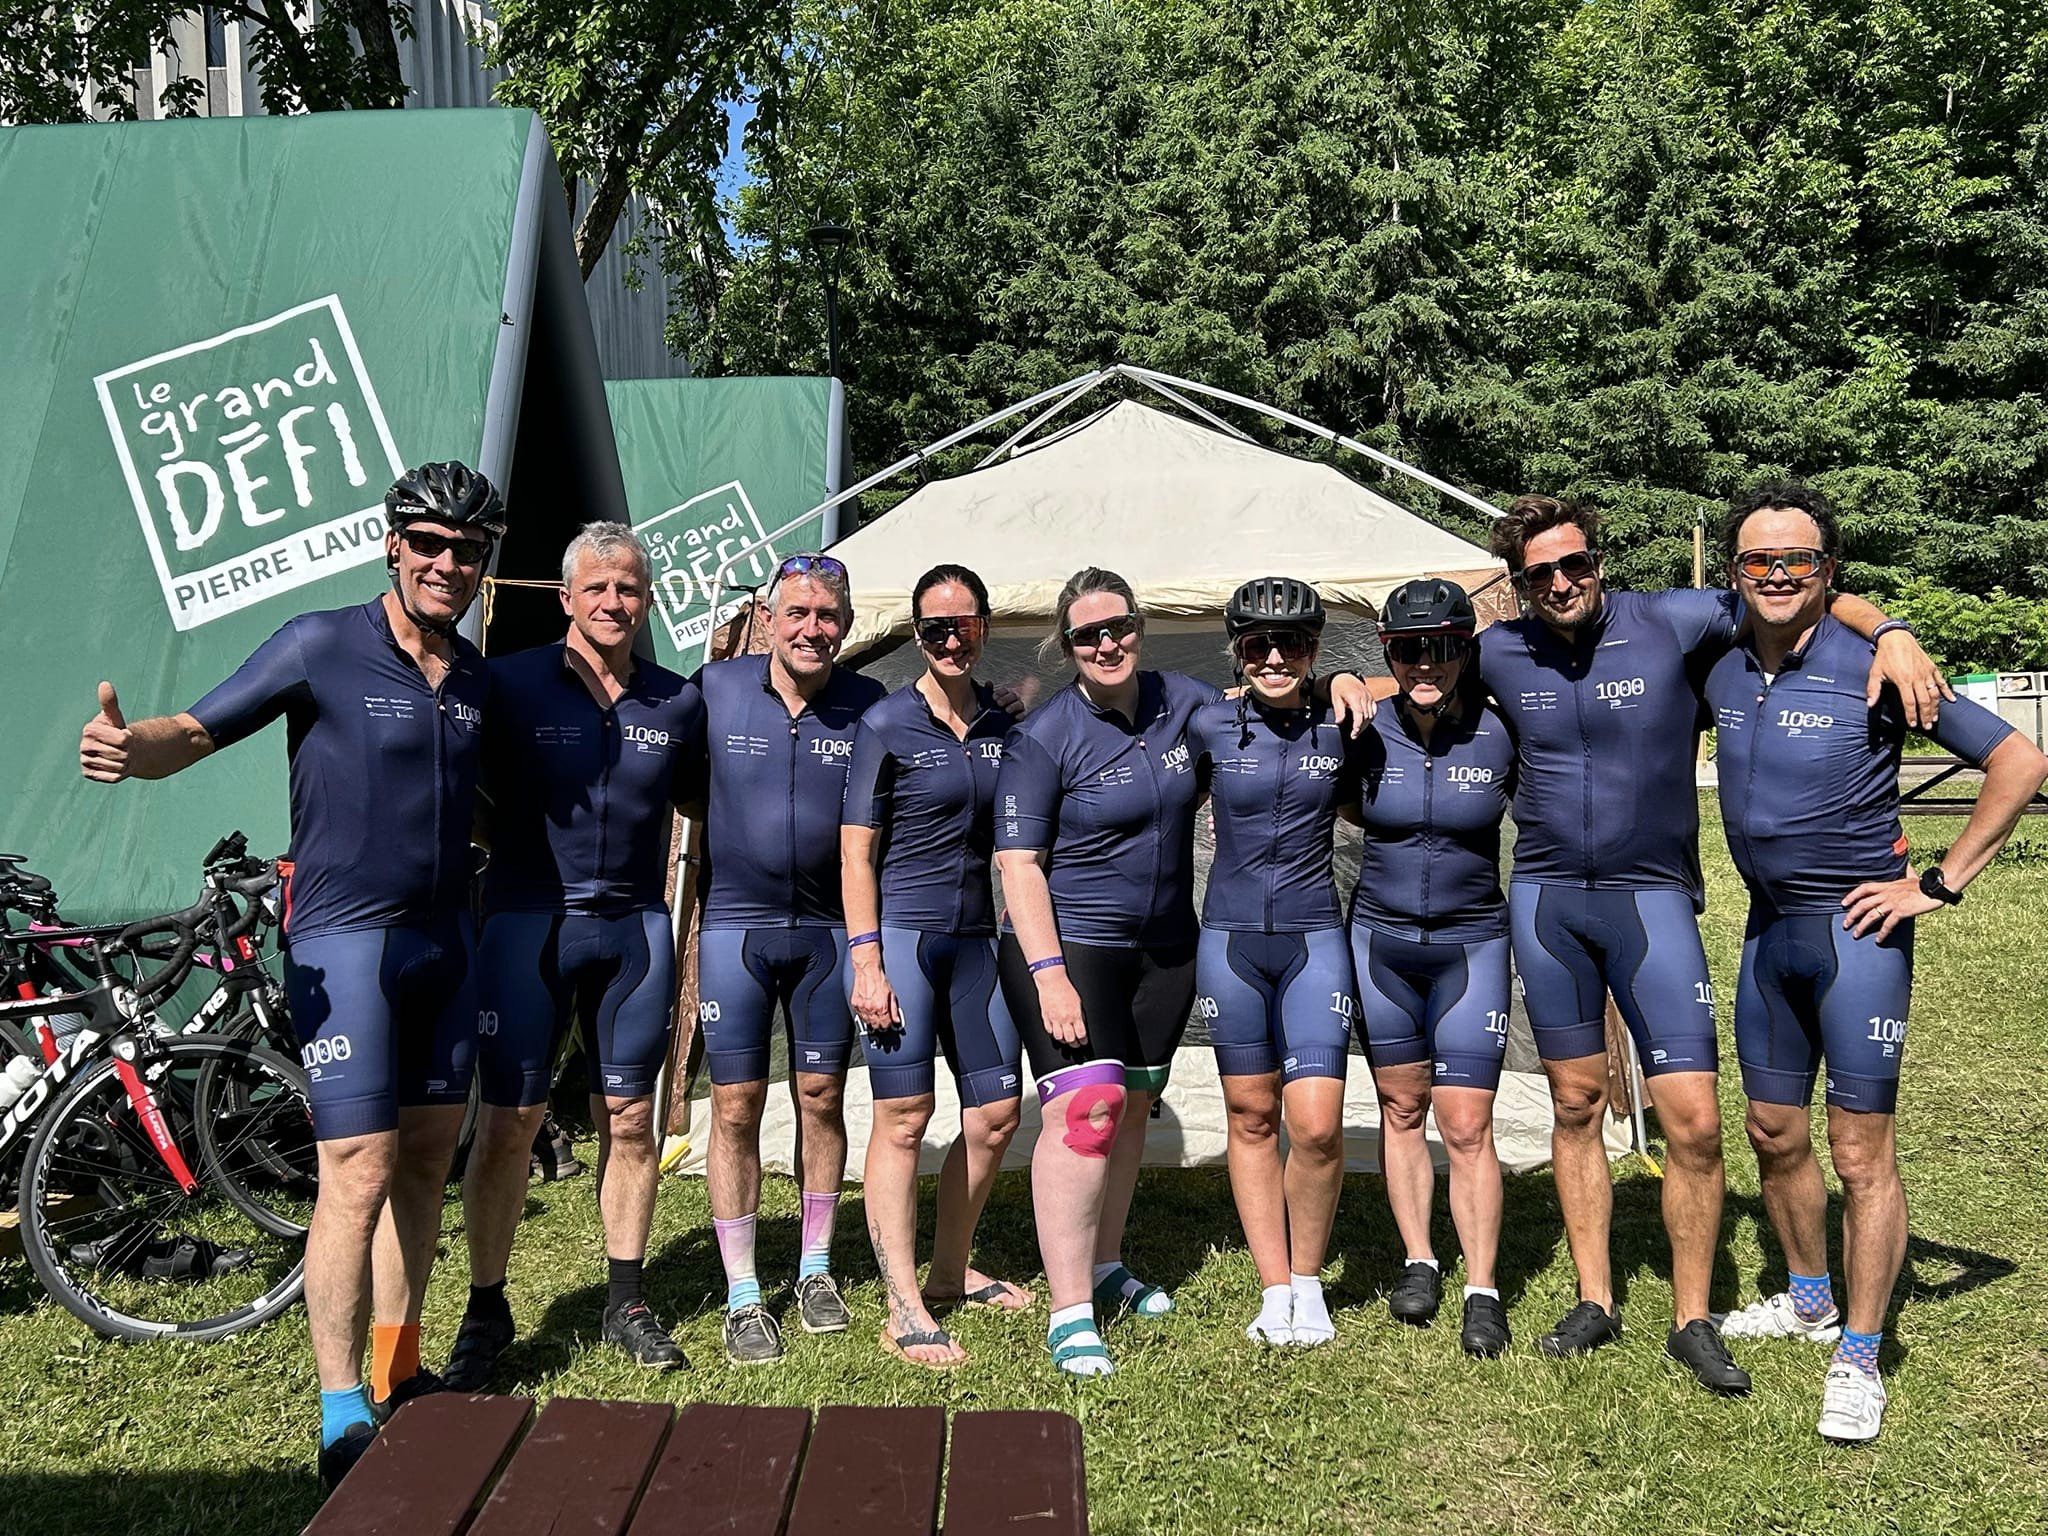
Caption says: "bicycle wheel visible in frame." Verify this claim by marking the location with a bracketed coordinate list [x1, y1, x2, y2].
[188, 1037, 316, 1239]
[18, 1037, 306, 1342]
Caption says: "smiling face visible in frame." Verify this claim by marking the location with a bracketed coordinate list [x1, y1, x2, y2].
[1233, 629, 1316, 706]
[1730, 506, 1832, 631]
[560, 547, 649, 652]
[386, 518, 487, 628]
[914, 580, 987, 681]
[769, 574, 847, 680]
[1064, 590, 1141, 690]
[1518, 523, 1604, 632]
[1388, 644, 1466, 711]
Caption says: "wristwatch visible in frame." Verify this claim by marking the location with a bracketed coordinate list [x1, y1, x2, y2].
[1919, 866, 1963, 906]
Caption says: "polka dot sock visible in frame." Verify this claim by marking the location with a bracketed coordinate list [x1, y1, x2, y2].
[1788, 1271, 1834, 1323]
[1833, 1328, 1882, 1378]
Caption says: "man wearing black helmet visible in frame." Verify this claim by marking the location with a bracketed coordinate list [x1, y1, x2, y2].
[79, 461, 503, 1491]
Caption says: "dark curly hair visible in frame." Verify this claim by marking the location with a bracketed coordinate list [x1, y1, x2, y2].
[1488, 494, 1602, 573]
[1721, 482, 1840, 563]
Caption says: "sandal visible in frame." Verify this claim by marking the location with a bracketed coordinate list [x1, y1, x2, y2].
[880, 1325, 965, 1370]
[1047, 1317, 1114, 1378]
[927, 1278, 1033, 1313]
[1093, 1264, 1173, 1319]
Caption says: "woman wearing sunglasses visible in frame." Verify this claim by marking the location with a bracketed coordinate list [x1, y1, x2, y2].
[840, 565, 1031, 1368]
[1349, 578, 1519, 1358]
[1186, 577, 1359, 1348]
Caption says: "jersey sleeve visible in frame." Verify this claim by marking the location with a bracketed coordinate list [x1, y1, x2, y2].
[840, 719, 897, 830]
[994, 729, 1062, 852]
[1927, 693, 2018, 767]
[1650, 587, 1741, 657]
[188, 620, 310, 749]
[669, 682, 710, 810]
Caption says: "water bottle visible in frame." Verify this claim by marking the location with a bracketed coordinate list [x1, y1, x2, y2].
[44, 998, 90, 1046]
[0, 1054, 39, 1113]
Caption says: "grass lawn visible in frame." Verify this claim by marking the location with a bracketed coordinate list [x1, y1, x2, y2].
[4, 799, 2045, 1535]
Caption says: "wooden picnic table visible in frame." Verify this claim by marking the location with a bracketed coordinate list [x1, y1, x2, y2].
[302, 1394, 1087, 1536]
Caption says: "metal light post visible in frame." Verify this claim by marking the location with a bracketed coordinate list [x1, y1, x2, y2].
[807, 221, 852, 379]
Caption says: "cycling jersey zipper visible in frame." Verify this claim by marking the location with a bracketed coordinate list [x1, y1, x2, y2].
[1420, 736, 1435, 926]
[1267, 733, 1283, 932]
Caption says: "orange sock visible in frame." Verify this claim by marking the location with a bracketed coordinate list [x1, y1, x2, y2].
[371, 1322, 421, 1400]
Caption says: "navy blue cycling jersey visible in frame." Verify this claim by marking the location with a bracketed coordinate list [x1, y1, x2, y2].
[1706, 617, 2014, 912]
[1477, 588, 1738, 898]
[994, 671, 1223, 947]
[1188, 699, 1356, 933]
[840, 681, 1010, 935]
[692, 654, 887, 928]
[480, 643, 706, 915]
[189, 596, 485, 941]
[1349, 701, 1517, 941]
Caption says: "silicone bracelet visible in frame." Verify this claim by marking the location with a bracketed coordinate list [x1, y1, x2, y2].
[1028, 955, 1067, 974]
[1871, 619, 1916, 643]
[847, 932, 882, 949]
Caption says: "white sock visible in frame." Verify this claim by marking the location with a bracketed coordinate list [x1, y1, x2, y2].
[1290, 1273, 1334, 1343]
[1049, 1302, 1112, 1377]
[1406, 1256, 1440, 1271]
[1247, 1284, 1294, 1344]
[1094, 1260, 1171, 1315]
[1464, 1285, 1500, 1301]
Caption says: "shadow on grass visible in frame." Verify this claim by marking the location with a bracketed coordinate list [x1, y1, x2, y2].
[0, 1469, 317, 1536]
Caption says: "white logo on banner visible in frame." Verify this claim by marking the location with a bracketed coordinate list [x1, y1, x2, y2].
[635, 482, 782, 653]
[94, 296, 405, 631]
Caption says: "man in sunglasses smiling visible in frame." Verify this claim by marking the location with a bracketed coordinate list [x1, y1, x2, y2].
[79, 461, 503, 1490]
[1476, 493, 1943, 1393]
[1704, 484, 2045, 1442]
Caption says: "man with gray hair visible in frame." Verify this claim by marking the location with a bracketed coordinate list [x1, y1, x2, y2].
[444, 520, 708, 1383]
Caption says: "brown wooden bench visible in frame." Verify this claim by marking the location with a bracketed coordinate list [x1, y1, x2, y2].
[302, 1395, 1086, 1536]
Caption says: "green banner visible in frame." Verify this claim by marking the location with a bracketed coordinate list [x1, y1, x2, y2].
[0, 108, 580, 920]
[605, 378, 842, 669]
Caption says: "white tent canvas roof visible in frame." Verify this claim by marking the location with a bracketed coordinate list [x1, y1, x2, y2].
[830, 399, 1505, 653]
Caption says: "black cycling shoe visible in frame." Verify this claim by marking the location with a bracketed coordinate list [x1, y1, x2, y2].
[1460, 1293, 1512, 1358]
[68, 1230, 252, 1280]
[371, 1367, 447, 1426]
[1387, 1262, 1443, 1326]
[1538, 1300, 1623, 1358]
[604, 1299, 688, 1370]
[441, 1308, 516, 1393]
[318, 1422, 378, 1497]
[1666, 1319, 1752, 1397]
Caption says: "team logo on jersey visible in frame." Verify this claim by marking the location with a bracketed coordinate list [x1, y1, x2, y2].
[1714, 706, 1747, 731]
[622, 723, 670, 753]
[724, 733, 770, 757]
[1445, 764, 1494, 786]
[363, 694, 416, 720]
[1775, 708, 1835, 737]
[810, 736, 855, 764]
[1096, 765, 1136, 786]
[447, 700, 481, 730]
[1594, 676, 1647, 707]
[1296, 753, 1342, 779]
[1159, 743, 1192, 774]
[909, 748, 952, 771]
[1518, 687, 1562, 712]
[977, 741, 1005, 763]
[534, 723, 584, 746]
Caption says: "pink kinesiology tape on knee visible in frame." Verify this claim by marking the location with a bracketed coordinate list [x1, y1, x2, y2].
[1061, 1084, 1125, 1158]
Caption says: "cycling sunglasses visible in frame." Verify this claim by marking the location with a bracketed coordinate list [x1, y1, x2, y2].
[774, 551, 848, 584]
[1384, 633, 1472, 666]
[1734, 547, 1826, 582]
[915, 614, 989, 649]
[1064, 613, 1141, 650]
[1514, 550, 1600, 590]
[1232, 630, 1314, 663]
[399, 528, 492, 567]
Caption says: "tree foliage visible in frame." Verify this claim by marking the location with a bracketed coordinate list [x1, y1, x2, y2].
[680, 0, 2048, 618]
[0, 0, 413, 121]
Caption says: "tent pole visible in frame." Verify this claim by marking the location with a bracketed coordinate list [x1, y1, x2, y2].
[695, 368, 1111, 663]
[974, 369, 1116, 468]
[1120, 369, 1257, 443]
[1118, 365, 1503, 521]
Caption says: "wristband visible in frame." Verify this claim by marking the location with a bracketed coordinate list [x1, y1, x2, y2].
[1028, 955, 1066, 974]
[847, 932, 882, 950]
[1871, 619, 1916, 643]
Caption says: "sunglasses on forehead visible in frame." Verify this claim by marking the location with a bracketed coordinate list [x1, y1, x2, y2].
[1733, 547, 1827, 581]
[399, 528, 492, 567]
[915, 614, 989, 648]
[1514, 550, 1600, 590]
[1064, 613, 1141, 650]
[1384, 633, 1472, 666]
[1232, 630, 1314, 663]
[775, 552, 848, 584]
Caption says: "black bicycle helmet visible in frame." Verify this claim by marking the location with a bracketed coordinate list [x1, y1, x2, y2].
[1226, 575, 1326, 637]
[1377, 578, 1475, 637]
[384, 461, 508, 539]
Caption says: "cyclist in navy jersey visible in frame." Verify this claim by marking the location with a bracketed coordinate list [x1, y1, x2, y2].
[1477, 493, 1947, 1390]
[1703, 485, 2045, 1443]
[690, 552, 886, 1365]
[841, 564, 1031, 1369]
[78, 462, 505, 1491]
[1349, 580, 1517, 1358]
[444, 523, 707, 1387]
[1187, 577, 1356, 1349]
[995, 566, 1378, 1375]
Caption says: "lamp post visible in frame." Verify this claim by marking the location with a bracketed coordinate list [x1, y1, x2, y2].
[807, 221, 852, 379]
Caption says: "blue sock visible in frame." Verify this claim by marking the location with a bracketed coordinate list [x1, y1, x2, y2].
[1833, 1328, 1882, 1378]
[1788, 1271, 1834, 1322]
[319, 1383, 373, 1448]
[727, 1276, 763, 1310]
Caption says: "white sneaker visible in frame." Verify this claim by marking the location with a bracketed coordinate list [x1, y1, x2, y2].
[1817, 1364, 1887, 1443]
[1718, 1292, 1841, 1343]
